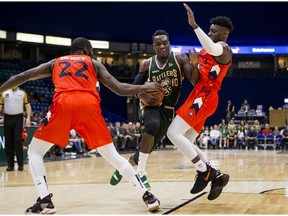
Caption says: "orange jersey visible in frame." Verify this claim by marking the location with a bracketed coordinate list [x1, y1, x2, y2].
[176, 48, 232, 133]
[34, 55, 112, 148]
[52, 54, 101, 102]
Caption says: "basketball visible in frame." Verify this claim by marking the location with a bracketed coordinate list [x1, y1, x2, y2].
[141, 89, 164, 106]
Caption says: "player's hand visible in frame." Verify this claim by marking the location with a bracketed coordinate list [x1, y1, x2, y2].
[25, 118, 31, 127]
[183, 3, 198, 29]
[189, 48, 198, 67]
[144, 81, 162, 92]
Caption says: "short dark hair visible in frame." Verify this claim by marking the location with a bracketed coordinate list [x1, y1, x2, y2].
[210, 16, 234, 33]
[152, 30, 169, 41]
[71, 37, 92, 52]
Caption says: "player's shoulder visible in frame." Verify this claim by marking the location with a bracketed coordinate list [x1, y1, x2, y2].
[174, 51, 189, 63]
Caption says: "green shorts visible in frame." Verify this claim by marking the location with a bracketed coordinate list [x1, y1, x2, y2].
[139, 103, 175, 151]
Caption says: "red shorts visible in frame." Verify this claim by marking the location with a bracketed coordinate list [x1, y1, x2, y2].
[34, 92, 112, 149]
[176, 87, 218, 133]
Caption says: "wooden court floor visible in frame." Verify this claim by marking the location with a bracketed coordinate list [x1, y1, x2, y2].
[0, 147, 288, 214]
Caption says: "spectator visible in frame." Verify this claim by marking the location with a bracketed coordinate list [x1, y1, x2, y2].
[225, 100, 235, 123]
[246, 126, 258, 150]
[261, 123, 273, 136]
[241, 99, 250, 112]
[253, 120, 261, 134]
[237, 126, 246, 149]
[114, 121, 126, 151]
[68, 129, 84, 154]
[209, 125, 221, 149]
[219, 124, 229, 149]
[227, 124, 237, 149]
[280, 125, 288, 151]
[273, 126, 281, 136]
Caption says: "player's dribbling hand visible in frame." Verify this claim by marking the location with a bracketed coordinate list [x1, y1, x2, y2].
[144, 81, 162, 92]
[183, 3, 198, 29]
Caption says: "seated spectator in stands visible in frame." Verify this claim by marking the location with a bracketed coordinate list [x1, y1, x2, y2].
[219, 124, 229, 149]
[198, 126, 210, 149]
[121, 122, 135, 150]
[238, 120, 246, 131]
[273, 126, 281, 136]
[209, 125, 221, 149]
[219, 118, 227, 128]
[227, 124, 237, 149]
[241, 99, 250, 112]
[237, 127, 246, 149]
[280, 125, 288, 151]
[253, 120, 261, 134]
[261, 123, 273, 136]
[68, 129, 84, 154]
[246, 126, 258, 150]
[226, 100, 235, 123]
[114, 121, 126, 151]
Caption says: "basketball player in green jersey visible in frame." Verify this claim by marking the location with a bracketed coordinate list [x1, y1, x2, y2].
[110, 30, 199, 189]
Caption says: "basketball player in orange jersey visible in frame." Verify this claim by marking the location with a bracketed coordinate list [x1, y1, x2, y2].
[0, 37, 162, 214]
[167, 3, 234, 200]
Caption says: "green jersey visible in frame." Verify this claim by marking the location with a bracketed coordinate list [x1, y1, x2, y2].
[148, 52, 183, 107]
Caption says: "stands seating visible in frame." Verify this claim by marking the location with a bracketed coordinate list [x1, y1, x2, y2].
[257, 134, 266, 150]
[265, 134, 276, 150]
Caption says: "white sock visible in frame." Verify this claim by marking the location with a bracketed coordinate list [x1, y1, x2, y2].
[97, 144, 147, 195]
[137, 152, 149, 177]
[194, 160, 207, 172]
[34, 176, 49, 199]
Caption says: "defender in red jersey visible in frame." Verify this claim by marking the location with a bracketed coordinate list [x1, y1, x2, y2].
[167, 3, 234, 201]
[0, 37, 162, 213]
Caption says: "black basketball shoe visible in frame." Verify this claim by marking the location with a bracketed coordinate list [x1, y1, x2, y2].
[190, 163, 217, 194]
[208, 170, 229, 200]
[25, 193, 56, 214]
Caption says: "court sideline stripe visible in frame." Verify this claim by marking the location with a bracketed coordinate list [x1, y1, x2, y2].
[162, 192, 207, 214]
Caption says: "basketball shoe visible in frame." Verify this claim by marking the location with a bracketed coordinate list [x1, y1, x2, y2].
[25, 193, 56, 214]
[207, 170, 229, 200]
[142, 191, 160, 212]
[190, 163, 217, 194]
[140, 175, 151, 191]
[110, 169, 123, 186]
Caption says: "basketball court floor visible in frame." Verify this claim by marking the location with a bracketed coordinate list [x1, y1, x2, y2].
[0, 147, 287, 214]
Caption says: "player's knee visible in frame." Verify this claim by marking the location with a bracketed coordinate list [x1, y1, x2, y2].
[145, 119, 160, 136]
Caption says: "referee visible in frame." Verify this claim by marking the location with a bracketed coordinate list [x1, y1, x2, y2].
[0, 85, 31, 171]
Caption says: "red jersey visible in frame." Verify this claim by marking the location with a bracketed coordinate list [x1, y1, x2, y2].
[52, 54, 100, 101]
[176, 48, 232, 133]
[34, 55, 113, 148]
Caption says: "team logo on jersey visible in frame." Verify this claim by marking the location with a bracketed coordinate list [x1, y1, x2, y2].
[168, 63, 173, 67]
[4, 93, 9, 98]
[161, 78, 172, 96]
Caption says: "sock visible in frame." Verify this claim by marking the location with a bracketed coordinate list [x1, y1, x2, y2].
[34, 176, 50, 199]
[194, 160, 207, 172]
[137, 152, 149, 177]
[118, 162, 147, 195]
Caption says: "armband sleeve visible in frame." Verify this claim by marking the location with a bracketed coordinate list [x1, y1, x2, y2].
[194, 27, 223, 56]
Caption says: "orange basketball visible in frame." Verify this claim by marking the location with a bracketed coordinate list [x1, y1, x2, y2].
[141, 89, 164, 106]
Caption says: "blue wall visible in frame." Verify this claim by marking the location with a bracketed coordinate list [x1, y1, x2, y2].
[100, 77, 288, 126]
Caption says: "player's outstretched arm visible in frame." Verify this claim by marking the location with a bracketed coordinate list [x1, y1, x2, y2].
[94, 60, 161, 96]
[0, 60, 53, 94]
